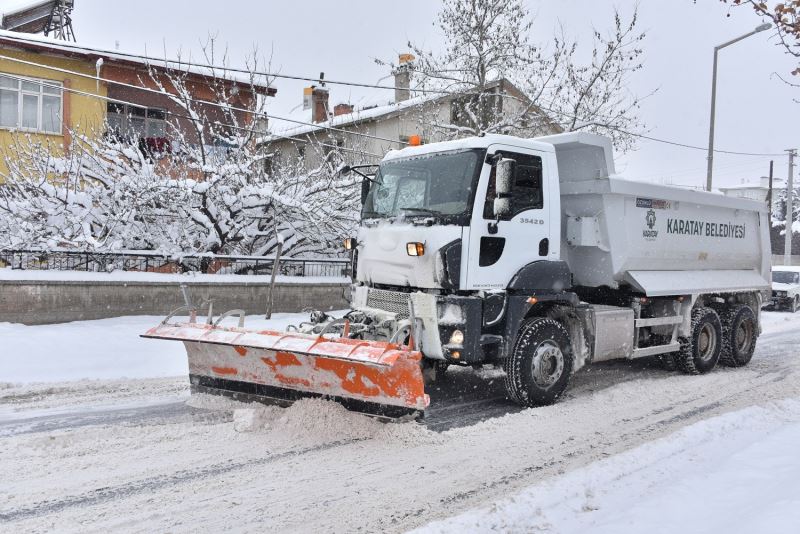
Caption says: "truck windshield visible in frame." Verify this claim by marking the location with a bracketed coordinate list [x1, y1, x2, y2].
[773, 271, 800, 284]
[362, 149, 485, 220]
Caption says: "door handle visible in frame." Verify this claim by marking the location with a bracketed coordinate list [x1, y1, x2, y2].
[538, 238, 549, 256]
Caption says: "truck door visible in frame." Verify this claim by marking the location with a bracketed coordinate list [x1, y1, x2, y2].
[464, 144, 556, 290]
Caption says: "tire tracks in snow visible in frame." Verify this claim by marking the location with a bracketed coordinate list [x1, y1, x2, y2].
[0, 437, 364, 523]
[3, 321, 799, 531]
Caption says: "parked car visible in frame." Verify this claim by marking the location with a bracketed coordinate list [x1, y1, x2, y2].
[769, 267, 800, 312]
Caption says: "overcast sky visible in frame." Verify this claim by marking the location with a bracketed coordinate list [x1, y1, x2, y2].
[71, 0, 799, 189]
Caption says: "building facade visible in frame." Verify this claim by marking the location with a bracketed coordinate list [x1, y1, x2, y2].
[0, 29, 275, 177]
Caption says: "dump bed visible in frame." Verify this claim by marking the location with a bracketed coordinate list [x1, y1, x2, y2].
[536, 132, 771, 296]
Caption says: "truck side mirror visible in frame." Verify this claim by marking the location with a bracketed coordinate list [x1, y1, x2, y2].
[493, 158, 515, 219]
[360, 177, 370, 205]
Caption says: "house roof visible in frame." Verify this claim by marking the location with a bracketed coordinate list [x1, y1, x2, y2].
[718, 179, 786, 191]
[262, 78, 556, 144]
[0, 29, 276, 95]
[264, 92, 439, 142]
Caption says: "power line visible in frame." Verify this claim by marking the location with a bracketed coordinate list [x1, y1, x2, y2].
[0, 32, 636, 125]
[0, 32, 788, 158]
[0, 71, 384, 159]
[604, 127, 785, 157]
[0, 32, 451, 94]
[0, 53, 408, 147]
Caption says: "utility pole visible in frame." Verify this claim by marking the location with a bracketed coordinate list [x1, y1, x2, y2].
[785, 149, 797, 266]
[767, 160, 774, 212]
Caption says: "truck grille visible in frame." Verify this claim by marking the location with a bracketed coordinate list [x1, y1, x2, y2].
[366, 288, 410, 318]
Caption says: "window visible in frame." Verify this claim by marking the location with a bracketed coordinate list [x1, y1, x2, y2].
[362, 149, 484, 220]
[106, 102, 167, 140]
[0, 74, 62, 134]
[773, 271, 800, 284]
[483, 151, 543, 219]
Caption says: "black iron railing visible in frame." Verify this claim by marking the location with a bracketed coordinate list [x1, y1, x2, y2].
[0, 249, 351, 278]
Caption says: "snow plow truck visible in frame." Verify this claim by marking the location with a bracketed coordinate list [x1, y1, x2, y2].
[143, 132, 772, 418]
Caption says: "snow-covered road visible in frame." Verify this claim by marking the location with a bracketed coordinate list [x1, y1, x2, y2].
[1, 312, 799, 532]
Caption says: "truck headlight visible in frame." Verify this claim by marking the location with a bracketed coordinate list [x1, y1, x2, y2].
[407, 242, 425, 256]
[449, 329, 464, 345]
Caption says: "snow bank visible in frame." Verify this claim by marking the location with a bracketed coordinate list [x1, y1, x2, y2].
[0, 312, 344, 384]
[417, 398, 800, 534]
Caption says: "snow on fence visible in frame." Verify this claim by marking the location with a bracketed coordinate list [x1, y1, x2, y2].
[0, 249, 351, 278]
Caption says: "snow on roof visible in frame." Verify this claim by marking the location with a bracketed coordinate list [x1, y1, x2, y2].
[0, 29, 276, 93]
[263, 92, 440, 142]
[382, 134, 555, 162]
[718, 175, 788, 191]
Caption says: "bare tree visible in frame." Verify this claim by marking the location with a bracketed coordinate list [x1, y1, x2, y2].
[393, 0, 648, 150]
[0, 43, 360, 262]
[721, 0, 800, 84]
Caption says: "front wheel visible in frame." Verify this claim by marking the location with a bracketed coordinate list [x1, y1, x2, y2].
[504, 318, 573, 407]
[791, 296, 799, 313]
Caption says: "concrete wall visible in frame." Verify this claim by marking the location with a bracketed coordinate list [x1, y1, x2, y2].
[0, 280, 349, 325]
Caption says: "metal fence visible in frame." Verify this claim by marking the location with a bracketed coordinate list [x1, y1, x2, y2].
[0, 249, 351, 278]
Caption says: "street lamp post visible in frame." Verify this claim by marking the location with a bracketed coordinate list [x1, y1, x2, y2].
[705, 23, 772, 192]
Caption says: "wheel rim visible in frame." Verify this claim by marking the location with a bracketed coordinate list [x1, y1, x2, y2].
[531, 340, 565, 389]
[698, 323, 717, 362]
[735, 318, 754, 354]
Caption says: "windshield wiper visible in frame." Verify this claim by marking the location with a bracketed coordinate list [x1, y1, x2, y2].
[398, 207, 444, 216]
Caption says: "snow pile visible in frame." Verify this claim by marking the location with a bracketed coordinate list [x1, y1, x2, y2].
[417, 398, 800, 534]
[232, 398, 378, 438]
[223, 397, 436, 446]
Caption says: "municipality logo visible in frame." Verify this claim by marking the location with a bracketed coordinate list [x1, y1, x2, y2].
[643, 209, 658, 240]
[646, 209, 656, 229]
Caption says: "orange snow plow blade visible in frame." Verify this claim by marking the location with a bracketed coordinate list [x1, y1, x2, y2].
[142, 321, 429, 418]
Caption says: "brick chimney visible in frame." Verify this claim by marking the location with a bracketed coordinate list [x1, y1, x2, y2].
[334, 103, 354, 117]
[312, 86, 329, 123]
[394, 53, 415, 103]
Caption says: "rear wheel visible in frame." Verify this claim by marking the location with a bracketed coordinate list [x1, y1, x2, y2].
[677, 307, 722, 375]
[719, 305, 758, 367]
[504, 318, 573, 407]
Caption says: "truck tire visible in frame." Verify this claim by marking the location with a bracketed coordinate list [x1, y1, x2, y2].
[719, 305, 758, 367]
[791, 296, 799, 314]
[504, 318, 573, 407]
[676, 307, 722, 375]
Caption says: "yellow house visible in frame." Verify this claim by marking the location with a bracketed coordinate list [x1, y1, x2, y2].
[0, 30, 276, 180]
[0, 31, 106, 178]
